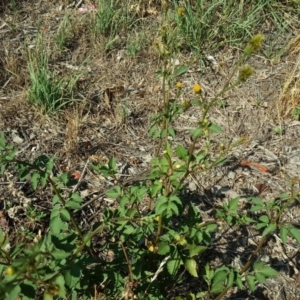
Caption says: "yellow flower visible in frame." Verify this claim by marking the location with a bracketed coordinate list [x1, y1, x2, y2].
[176, 82, 183, 89]
[148, 245, 154, 252]
[193, 84, 201, 94]
[177, 7, 185, 16]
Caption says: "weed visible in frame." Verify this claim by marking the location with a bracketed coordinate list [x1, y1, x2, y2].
[1, 30, 300, 299]
[292, 106, 300, 120]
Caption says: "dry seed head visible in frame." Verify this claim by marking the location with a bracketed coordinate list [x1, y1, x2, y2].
[238, 65, 254, 82]
[244, 34, 264, 55]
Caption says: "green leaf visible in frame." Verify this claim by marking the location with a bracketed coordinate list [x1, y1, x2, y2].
[259, 266, 279, 277]
[150, 181, 163, 197]
[0, 132, 6, 149]
[262, 223, 276, 236]
[176, 145, 189, 160]
[211, 282, 224, 294]
[169, 202, 179, 215]
[280, 226, 288, 244]
[106, 186, 122, 199]
[108, 156, 116, 170]
[54, 275, 66, 298]
[235, 274, 243, 289]
[228, 197, 239, 212]
[259, 215, 269, 223]
[213, 270, 227, 285]
[209, 123, 223, 133]
[256, 222, 268, 230]
[158, 242, 170, 255]
[226, 270, 235, 288]
[172, 65, 188, 78]
[168, 126, 176, 138]
[289, 226, 300, 245]
[184, 258, 198, 277]
[31, 172, 40, 190]
[60, 209, 70, 221]
[51, 250, 70, 260]
[254, 272, 266, 283]
[191, 99, 203, 106]
[65, 201, 81, 209]
[253, 261, 264, 271]
[246, 275, 256, 291]
[50, 216, 63, 235]
[52, 195, 60, 205]
[249, 197, 264, 206]
[190, 128, 202, 139]
[60, 172, 69, 184]
[189, 245, 206, 257]
[70, 193, 83, 203]
[167, 250, 181, 276]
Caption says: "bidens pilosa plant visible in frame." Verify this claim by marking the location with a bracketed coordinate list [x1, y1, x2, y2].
[1, 6, 300, 300]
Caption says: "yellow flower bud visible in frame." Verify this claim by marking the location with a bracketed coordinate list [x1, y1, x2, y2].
[6, 267, 15, 276]
[177, 7, 185, 16]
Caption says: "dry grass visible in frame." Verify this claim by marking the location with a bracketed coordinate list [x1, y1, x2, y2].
[276, 34, 300, 118]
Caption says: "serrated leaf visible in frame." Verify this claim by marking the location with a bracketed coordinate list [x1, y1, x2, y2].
[150, 181, 163, 197]
[246, 275, 256, 291]
[209, 123, 223, 133]
[167, 251, 181, 276]
[262, 223, 276, 236]
[259, 266, 278, 277]
[289, 226, 300, 245]
[184, 258, 198, 277]
[176, 145, 189, 160]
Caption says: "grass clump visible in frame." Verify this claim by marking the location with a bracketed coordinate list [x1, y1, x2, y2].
[27, 36, 81, 114]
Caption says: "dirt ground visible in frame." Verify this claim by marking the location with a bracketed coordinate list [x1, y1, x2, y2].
[1, 1, 300, 299]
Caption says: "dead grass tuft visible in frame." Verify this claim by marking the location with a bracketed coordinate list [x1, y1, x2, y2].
[276, 35, 300, 118]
